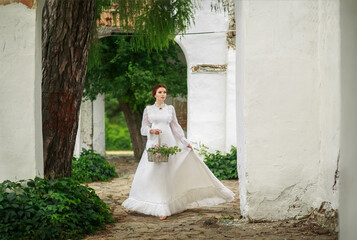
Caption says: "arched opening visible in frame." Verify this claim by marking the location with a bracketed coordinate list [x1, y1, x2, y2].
[75, 29, 188, 160]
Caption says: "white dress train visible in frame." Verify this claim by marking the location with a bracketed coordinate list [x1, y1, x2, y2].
[122, 104, 235, 217]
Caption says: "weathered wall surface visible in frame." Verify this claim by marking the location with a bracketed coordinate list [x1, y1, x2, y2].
[175, 1, 236, 152]
[0, 1, 44, 182]
[316, 0, 340, 212]
[236, 0, 340, 220]
[339, 1, 357, 239]
[0, 0, 35, 8]
[80, 100, 93, 151]
[226, 49, 236, 152]
[74, 95, 106, 157]
[93, 94, 106, 156]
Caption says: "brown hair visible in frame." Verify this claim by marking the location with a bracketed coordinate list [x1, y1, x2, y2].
[152, 83, 167, 98]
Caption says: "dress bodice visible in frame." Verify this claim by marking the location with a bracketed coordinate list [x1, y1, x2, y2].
[147, 104, 173, 127]
[141, 104, 189, 148]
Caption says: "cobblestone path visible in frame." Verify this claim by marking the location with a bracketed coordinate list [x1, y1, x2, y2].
[84, 156, 337, 240]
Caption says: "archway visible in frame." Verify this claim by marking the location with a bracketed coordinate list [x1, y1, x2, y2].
[74, 28, 189, 159]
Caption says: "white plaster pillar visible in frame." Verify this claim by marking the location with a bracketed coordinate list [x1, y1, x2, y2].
[93, 94, 106, 156]
[73, 112, 82, 158]
[80, 99, 93, 150]
[316, 0, 340, 211]
[339, 1, 357, 239]
[226, 48, 237, 152]
[73, 94, 106, 157]
[236, 0, 340, 220]
[175, 2, 229, 152]
[235, 0, 247, 217]
[0, 1, 44, 182]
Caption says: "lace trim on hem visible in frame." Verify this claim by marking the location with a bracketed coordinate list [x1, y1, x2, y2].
[122, 186, 234, 217]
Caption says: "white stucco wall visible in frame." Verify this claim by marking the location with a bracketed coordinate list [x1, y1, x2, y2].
[74, 95, 106, 157]
[80, 100, 93, 150]
[0, 2, 44, 182]
[175, 1, 236, 152]
[235, 0, 247, 217]
[93, 94, 106, 156]
[316, 0, 340, 210]
[226, 49, 236, 152]
[339, 1, 357, 239]
[73, 112, 82, 158]
[236, 0, 340, 220]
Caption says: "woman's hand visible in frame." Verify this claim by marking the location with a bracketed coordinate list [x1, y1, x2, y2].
[150, 129, 162, 135]
[187, 144, 193, 151]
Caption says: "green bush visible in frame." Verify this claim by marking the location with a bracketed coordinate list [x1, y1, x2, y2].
[72, 149, 118, 183]
[204, 146, 238, 180]
[105, 115, 132, 150]
[0, 177, 113, 240]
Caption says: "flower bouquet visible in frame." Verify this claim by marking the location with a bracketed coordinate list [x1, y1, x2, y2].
[147, 144, 181, 162]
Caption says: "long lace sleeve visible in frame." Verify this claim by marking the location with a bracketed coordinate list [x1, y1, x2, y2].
[170, 106, 190, 146]
[141, 107, 151, 136]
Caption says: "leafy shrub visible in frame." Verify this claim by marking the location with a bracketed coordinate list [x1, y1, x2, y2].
[105, 115, 132, 150]
[72, 149, 118, 183]
[203, 146, 238, 180]
[0, 177, 113, 240]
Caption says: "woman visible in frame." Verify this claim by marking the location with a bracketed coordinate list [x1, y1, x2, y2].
[122, 84, 235, 220]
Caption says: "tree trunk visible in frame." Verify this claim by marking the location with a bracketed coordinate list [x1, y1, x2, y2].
[119, 101, 146, 160]
[42, 0, 95, 179]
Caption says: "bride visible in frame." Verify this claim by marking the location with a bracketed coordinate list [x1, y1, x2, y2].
[122, 83, 235, 220]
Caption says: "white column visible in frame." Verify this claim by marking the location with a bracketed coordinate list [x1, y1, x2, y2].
[0, 1, 44, 182]
[226, 49, 237, 152]
[73, 112, 82, 158]
[73, 94, 106, 157]
[235, 0, 248, 217]
[236, 0, 340, 220]
[93, 94, 106, 156]
[80, 99, 93, 150]
[175, 2, 229, 152]
[339, 1, 357, 239]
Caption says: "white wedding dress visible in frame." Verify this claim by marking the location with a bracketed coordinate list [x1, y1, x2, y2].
[122, 103, 235, 217]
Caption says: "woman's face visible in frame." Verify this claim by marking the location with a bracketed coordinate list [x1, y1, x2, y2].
[155, 87, 167, 102]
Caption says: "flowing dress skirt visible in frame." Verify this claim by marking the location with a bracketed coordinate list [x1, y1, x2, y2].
[122, 147, 235, 217]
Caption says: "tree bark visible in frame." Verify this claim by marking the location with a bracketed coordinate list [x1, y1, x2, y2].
[42, 0, 95, 179]
[119, 101, 146, 160]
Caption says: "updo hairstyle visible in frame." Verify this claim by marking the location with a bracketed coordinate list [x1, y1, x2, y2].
[152, 83, 167, 98]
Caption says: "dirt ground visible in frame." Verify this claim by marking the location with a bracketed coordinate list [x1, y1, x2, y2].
[84, 155, 337, 240]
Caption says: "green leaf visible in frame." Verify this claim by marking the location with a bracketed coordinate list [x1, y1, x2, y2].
[7, 193, 16, 201]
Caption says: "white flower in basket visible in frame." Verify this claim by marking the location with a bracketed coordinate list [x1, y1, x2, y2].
[147, 134, 181, 162]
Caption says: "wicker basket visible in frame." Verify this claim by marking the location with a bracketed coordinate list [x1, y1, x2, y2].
[147, 133, 169, 162]
[148, 151, 169, 162]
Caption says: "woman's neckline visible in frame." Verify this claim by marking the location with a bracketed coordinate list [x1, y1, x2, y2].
[154, 102, 166, 110]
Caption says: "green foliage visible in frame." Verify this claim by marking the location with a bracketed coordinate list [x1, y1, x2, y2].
[85, 36, 187, 114]
[88, 0, 227, 71]
[88, 0, 113, 72]
[112, 0, 197, 51]
[0, 177, 113, 240]
[194, 142, 210, 157]
[72, 149, 118, 183]
[105, 96, 132, 150]
[105, 115, 132, 150]
[147, 144, 181, 157]
[203, 146, 238, 180]
[105, 96, 122, 125]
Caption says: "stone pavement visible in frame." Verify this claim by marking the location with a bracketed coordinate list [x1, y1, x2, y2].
[84, 156, 337, 240]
